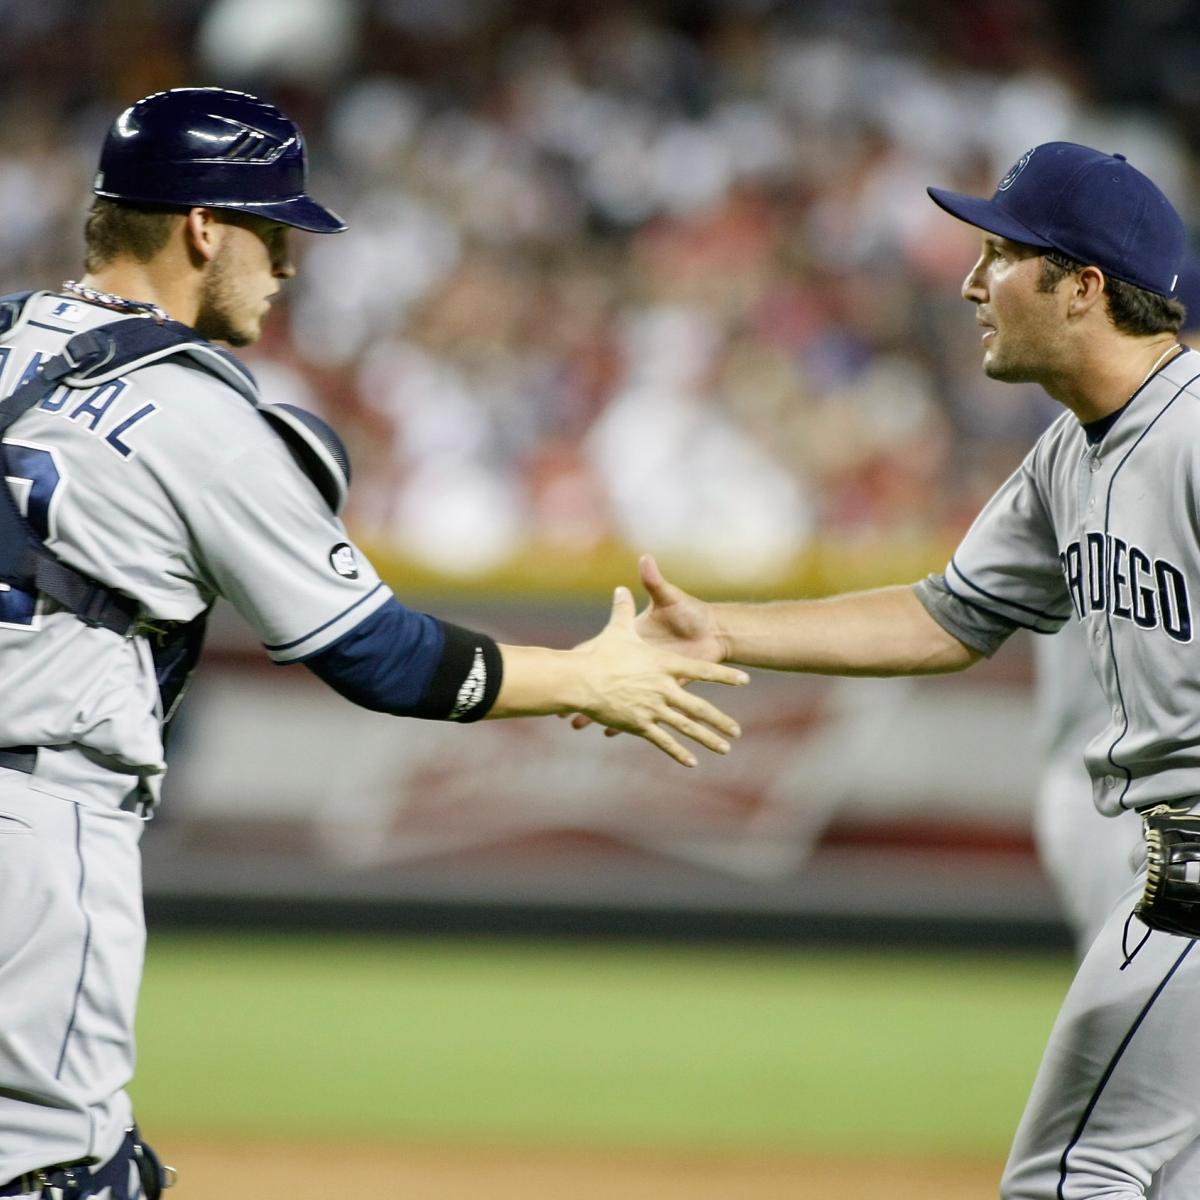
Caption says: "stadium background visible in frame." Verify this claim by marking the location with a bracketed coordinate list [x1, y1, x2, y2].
[4, 1, 1198, 1194]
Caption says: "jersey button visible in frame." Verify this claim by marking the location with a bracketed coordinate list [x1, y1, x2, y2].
[1104, 774, 1117, 788]
[1089, 457, 1102, 473]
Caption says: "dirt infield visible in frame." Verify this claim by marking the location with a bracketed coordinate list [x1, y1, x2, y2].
[162, 1134, 1000, 1198]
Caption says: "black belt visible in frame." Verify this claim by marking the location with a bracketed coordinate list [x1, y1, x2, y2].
[0, 1153, 96, 1197]
[0, 746, 152, 817]
[0, 746, 37, 774]
[0, 1165, 86, 1196]
[0, 1127, 173, 1197]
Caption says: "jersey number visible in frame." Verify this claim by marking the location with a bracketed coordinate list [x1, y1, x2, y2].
[0, 442, 62, 629]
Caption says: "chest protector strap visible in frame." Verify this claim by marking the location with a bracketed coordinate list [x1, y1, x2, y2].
[0, 293, 351, 636]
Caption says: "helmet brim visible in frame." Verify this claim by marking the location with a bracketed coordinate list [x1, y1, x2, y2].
[231, 193, 347, 234]
[95, 188, 348, 234]
[926, 187, 1052, 250]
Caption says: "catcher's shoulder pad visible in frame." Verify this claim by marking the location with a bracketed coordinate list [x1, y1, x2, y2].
[0, 300, 349, 516]
[258, 403, 351, 515]
[56, 318, 260, 405]
[49, 319, 350, 513]
[0, 289, 39, 340]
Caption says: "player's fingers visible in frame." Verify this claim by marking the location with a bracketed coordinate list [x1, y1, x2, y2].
[656, 706, 733, 756]
[563, 711, 624, 737]
[665, 656, 750, 687]
[639, 553, 680, 605]
[566, 714, 623, 738]
[669, 687, 742, 740]
[639, 553, 663, 590]
[634, 721, 697, 768]
[607, 584, 636, 630]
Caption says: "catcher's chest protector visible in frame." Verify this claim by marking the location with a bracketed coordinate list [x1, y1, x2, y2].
[0, 291, 350, 636]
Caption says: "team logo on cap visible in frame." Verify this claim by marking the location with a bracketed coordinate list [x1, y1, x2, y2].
[997, 147, 1035, 192]
[329, 543, 358, 579]
[198, 114, 297, 165]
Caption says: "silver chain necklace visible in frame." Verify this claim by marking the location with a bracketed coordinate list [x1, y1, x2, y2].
[60, 280, 168, 323]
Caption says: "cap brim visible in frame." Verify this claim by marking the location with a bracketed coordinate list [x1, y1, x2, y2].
[247, 194, 347, 234]
[926, 187, 1052, 249]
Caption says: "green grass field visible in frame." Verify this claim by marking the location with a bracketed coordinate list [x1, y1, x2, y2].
[131, 934, 1073, 1156]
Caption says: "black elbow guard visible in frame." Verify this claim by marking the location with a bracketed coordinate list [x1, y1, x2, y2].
[424, 620, 504, 721]
[302, 600, 503, 721]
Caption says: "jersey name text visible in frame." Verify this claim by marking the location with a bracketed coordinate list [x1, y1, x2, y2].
[1060, 532, 1191, 642]
[0, 349, 160, 459]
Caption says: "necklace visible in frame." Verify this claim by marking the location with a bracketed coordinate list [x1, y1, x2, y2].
[60, 280, 168, 323]
[1140, 342, 1183, 387]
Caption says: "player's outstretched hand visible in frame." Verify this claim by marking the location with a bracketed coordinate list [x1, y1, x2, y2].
[570, 584, 748, 767]
[634, 554, 727, 663]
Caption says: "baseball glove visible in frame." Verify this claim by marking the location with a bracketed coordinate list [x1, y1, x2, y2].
[1136, 806, 1200, 938]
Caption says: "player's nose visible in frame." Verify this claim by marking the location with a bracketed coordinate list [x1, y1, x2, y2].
[962, 255, 987, 303]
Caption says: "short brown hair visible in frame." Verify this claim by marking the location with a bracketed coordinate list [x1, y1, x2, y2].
[1037, 250, 1185, 336]
[83, 197, 185, 272]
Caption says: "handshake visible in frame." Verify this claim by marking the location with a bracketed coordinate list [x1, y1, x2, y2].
[496, 550, 953, 765]
[496, 554, 747, 768]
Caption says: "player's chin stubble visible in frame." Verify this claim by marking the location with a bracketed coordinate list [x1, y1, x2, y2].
[981, 338, 1038, 384]
[193, 248, 261, 348]
[982, 348, 1051, 386]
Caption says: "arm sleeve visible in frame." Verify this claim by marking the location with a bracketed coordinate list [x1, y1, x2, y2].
[911, 573, 1019, 657]
[188, 434, 392, 660]
[187, 434, 504, 720]
[922, 444, 1073, 650]
[301, 598, 504, 721]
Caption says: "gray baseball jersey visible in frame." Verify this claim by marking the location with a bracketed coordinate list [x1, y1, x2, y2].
[0, 291, 389, 1183]
[919, 348, 1200, 814]
[916, 348, 1200, 1199]
[1032, 623, 1142, 956]
[0, 293, 390, 801]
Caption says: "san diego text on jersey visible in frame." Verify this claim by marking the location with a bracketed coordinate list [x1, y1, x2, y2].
[1059, 531, 1191, 642]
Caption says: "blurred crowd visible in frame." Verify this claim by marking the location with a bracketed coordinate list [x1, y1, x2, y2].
[1, 0, 1198, 584]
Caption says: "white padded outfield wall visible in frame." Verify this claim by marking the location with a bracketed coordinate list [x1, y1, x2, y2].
[143, 599, 1054, 932]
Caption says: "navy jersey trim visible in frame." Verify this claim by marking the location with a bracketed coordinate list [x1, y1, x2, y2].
[1082, 407, 1125, 445]
[55, 805, 93, 1080]
[27, 320, 77, 335]
[937, 573, 1033, 633]
[1056, 938, 1194, 1198]
[262, 582, 385, 652]
[1100, 369, 1200, 803]
[948, 557, 1067, 626]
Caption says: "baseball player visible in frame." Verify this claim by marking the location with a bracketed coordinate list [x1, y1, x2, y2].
[0, 88, 749, 1199]
[629, 143, 1200, 1197]
[1030, 264, 1200, 961]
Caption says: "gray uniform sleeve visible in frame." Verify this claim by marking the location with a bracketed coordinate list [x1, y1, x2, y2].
[189, 433, 390, 661]
[912, 573, 1019, 657]
[917, 444, 1072, 655]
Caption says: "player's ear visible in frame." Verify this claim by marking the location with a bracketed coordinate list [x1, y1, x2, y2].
[1068, 265, 1107, 319]
[182, 207, 221, 266]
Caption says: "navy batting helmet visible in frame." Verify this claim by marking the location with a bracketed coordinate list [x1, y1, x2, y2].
[94, 87, 346, 234]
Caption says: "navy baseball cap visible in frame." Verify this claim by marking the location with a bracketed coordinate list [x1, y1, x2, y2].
[1175, 255, 1200, 331]
[928, 142, 1185, 297]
